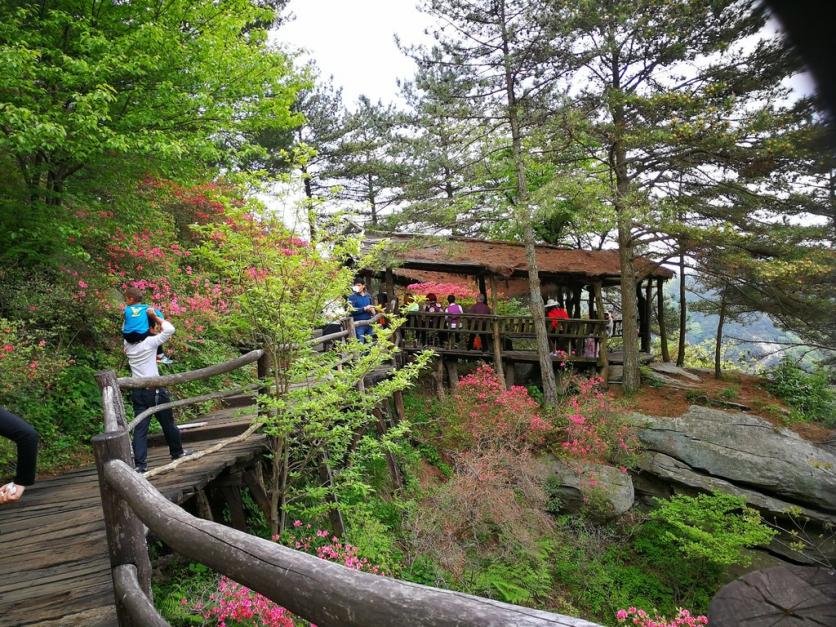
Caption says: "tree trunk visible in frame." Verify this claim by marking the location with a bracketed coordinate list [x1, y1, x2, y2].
[677, 251, 687, 367]
[610, 44, 640, 393]
[301, 164, 316, 239]
[498, 0, 557, 404]
[658, 278, 671, 362]
[714, 286, 728, 379]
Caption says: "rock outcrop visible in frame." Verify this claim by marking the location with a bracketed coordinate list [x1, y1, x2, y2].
[543, 457, 634, 518]
[632, 406, 836, 522]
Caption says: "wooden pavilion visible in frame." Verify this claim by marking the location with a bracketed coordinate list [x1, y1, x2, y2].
[363, 234, 674, 355]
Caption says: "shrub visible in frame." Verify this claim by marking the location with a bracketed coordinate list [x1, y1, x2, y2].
[616, 607, 709, 626]
[408, 365, 553, 578]
[637, 492, 776, 569]
[555, 375, 640, 470]
[764, 358, 833, 424]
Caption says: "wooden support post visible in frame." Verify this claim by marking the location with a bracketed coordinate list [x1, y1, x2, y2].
[594, 282, 609, 384]
[243, 466, 272, 521]
[657, 278, 671, 362]
[432, 357, 446, 399]
[504, 360, 515, 388]
[385, 267, 395, 306]
[220, 486, 248, 532]
[572, 286, 583, 318]
[93, 430, 153, 625]
[392, 389, 405, 423]
[587, 286, 594, 318]
[318, 451, 346, 537]
[488, 274, 499, 313]
[195, 488, 214, 522]
[477, 274, 487, 298]
[444, 359, 459, 391]
[491, 317, 506, 388]
[95, 370, 128, 431]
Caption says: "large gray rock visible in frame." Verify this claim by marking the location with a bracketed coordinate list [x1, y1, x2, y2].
[633, 406, 836, 515]
[544, 457, 634, 518]
[638, 451, 836, 525]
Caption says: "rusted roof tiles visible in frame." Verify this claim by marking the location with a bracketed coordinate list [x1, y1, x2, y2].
[373, 235, 673, 280]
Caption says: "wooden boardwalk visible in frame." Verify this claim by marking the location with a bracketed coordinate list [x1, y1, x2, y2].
[0, 410, 264, 626]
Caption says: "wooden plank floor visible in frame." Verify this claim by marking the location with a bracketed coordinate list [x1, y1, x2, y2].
[0, 414, 265, 626]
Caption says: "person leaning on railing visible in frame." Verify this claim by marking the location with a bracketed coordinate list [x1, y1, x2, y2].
[0, 407, 38, 504]
[467, 293, 491, 351]
[123, 316, 192, 473]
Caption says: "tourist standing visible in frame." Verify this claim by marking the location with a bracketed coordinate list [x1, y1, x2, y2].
[124, 318, 190, 472]
[0, 407, 38, 504]
[347, 278, 375, 342]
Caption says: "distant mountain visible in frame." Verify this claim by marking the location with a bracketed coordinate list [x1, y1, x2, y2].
[668, 277, 803, 369]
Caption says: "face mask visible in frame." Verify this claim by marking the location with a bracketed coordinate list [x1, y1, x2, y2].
[352, 286, 361, 293]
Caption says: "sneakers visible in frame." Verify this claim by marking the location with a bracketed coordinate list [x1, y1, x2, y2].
[157, 355, 174, 365]
[135, 465, 147, 473]
[172, 448, 195, 460]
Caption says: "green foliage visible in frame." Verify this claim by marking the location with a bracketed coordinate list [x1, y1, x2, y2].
[637, 493, 776, 569]
[470, 542, 554, 605]
[764, 358, 834, 425]
[152, 559, 218, 626]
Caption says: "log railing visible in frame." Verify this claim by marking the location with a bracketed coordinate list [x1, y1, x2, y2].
[402, 312, 607, 359]
[94, 316, 600, 626]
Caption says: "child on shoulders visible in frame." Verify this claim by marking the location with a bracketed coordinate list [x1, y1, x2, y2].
[122, 286, 173, 364]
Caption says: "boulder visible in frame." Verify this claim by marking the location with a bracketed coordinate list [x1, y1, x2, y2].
[632, 406, 836, 516]
[637, 451, 836, 526]
[544, 457, 634, 518]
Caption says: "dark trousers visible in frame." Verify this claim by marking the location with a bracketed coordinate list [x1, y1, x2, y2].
[130, 388, 183, 469]
[0, 407, 38, 485]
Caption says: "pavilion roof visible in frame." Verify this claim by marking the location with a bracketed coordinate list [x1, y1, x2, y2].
[368, 234, 674, 283]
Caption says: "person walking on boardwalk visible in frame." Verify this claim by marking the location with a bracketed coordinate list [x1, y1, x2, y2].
[124, 316, 190, 472]
[0, 407, 38, 504]
[347, 277, 375, 342]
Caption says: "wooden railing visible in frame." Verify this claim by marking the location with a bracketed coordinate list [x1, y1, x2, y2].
[402, 313, 606, 356]
[93, 317, 599, 626]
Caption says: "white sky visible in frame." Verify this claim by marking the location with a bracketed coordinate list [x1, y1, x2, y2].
[274, 1, 433, 107]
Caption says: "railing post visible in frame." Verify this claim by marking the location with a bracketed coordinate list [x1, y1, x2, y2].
[95, 370, 128, 431]
[93, 430, 153, 626]
[257, 350, 270, 417]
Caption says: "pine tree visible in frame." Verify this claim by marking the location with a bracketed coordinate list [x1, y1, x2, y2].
[412, 0, 563, 403]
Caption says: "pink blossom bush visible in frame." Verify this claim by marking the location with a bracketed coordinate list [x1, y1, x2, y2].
[558, 375, 639, 470]
[192, 525, 383, 625]
[453, 364, 549, 452]
[616, 607, 709, 626]
[407, 281, 479, 299]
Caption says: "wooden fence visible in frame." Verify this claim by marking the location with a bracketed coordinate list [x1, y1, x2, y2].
[93, 317, 600, 626]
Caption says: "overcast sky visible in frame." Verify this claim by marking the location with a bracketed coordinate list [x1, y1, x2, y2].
[275, 1, 433, 107]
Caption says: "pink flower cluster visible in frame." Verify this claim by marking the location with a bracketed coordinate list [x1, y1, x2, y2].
[199, 577, 295, 627]
[616, 607, 709, 626]
[407, 282, 479, 299]
[193, 523, 383, 625]
[280, 523, 382, 575]
[455, 364, 548, 450]
[560, 375, 638, 468]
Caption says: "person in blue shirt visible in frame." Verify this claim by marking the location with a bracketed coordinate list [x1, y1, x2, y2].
[347, 278, 375, 342]
[122, 286, 172, 364]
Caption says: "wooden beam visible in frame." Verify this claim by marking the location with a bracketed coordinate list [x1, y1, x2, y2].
[104, 459, 598, 627]
[92, 430, 153, 625]
[112, 564, 168, 627]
